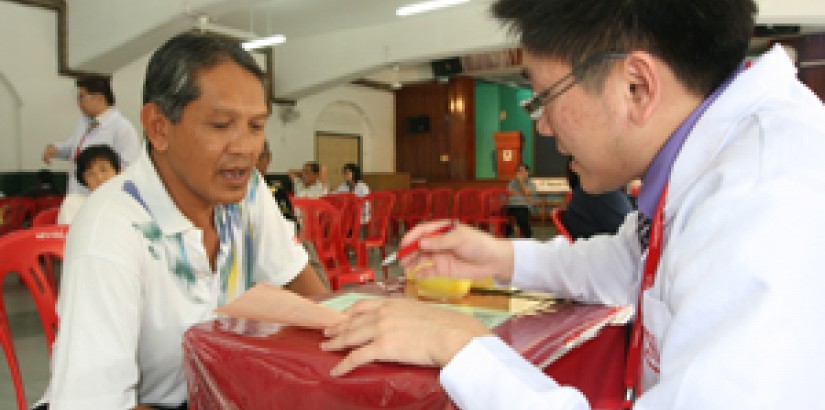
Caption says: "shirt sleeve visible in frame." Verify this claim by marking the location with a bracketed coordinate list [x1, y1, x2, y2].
[440, 336, 590, 410]
[510, 215, 640, 306]
[111, 114, 142, 167]
[52, 119, 86, 159]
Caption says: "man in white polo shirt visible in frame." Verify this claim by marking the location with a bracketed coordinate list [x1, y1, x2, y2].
[38, 33, 328, 410]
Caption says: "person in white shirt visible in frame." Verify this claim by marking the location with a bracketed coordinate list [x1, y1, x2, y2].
[291, 161, 328, 198]
[57, 144, 121, 225]
[38, 33, 328, 410]
[334, 163, 370, 224]
[321, 0, 825, 409]
[42, 75, 141, 195]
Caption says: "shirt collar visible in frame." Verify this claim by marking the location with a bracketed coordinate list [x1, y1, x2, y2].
[123, 149, 195, 234]
[637, 64, 743, 218]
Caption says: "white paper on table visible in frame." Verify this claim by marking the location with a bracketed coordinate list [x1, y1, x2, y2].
[215, 283, 345, 329]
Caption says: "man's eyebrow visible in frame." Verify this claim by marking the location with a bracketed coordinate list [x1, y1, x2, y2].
[210, 106, 270, 120]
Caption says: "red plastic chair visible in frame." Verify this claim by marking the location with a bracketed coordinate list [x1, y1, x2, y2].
[551, 208, 574, 243]
[292, 199, 375, 290]
[0, 197, 37, 235]
[480, 188, 512, 237]
[33, 195, 64, 214]
[428, 188, 454, 221]
[321, 193, 362, 256]
[386, 189, 406, 244]
[402, 188, 430, 231]
[351, 193, 395, 277]
[32, 207, 60, 227]
[0, 301, 26, 410]
[453, 188, 484, 227]
[0, 226, 66, 350]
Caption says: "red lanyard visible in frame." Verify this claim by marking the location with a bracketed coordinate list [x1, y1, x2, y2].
[623, 184, 668, 409]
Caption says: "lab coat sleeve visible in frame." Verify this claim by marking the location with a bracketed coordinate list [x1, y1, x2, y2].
[440, 336, 590, 410]
[511, 212, 642, 306]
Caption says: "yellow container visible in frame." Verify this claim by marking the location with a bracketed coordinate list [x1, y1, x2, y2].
[415, 276, 472, 300]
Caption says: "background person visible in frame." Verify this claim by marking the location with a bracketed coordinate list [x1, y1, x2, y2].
[257, 141, 296, 224]
[290, 161, 328, 198]
[57, 144, 121, 225]
[505, 163, 537, 238]
[42, 75, 141, 195]
[38, 33, 327, 410]
[334, 162, 370, 225]
[320, 0, 825, 408]
[562, 157, 633, 240]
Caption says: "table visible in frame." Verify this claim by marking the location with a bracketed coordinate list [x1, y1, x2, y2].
[183, 283, 628, 409]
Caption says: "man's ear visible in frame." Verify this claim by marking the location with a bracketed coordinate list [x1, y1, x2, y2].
[622, 52, 661, 126]
[141, 103, 171, 151]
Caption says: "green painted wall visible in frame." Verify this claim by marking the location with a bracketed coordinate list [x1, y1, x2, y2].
[474, 80, 534, 179]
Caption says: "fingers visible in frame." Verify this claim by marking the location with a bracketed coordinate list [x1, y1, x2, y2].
[399, 220, 454, 249]
[329, 344, 383, 377]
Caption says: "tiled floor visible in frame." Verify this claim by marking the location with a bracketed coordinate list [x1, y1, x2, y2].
[0, 223, 557, 409]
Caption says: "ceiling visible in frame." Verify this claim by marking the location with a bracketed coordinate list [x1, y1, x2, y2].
[205, 1, 825, 92]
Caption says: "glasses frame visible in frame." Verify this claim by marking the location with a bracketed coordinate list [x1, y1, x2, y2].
[520, 51, 629, 120]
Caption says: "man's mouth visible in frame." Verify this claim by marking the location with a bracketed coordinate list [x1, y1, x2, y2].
[220, 167, 250, 185]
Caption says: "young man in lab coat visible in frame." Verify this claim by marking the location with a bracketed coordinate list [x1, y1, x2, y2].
[322, 0, 825, 408]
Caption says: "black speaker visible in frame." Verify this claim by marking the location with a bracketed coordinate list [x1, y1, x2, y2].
[407, 115, 430, 133]
[753, 24, 800, 37]
[431, 57, 463, 77]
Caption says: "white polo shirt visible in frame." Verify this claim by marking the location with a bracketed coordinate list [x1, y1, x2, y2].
[42, 150, 308, 409]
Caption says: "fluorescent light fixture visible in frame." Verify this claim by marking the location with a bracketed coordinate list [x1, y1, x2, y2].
[242, 35, 286, 50]
[396, 0, 470, 17]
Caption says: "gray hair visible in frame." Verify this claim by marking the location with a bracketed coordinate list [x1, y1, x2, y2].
[142, 32, 265, 123]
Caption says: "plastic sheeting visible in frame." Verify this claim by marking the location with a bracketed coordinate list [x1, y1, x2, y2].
[183, 297, 627, 409]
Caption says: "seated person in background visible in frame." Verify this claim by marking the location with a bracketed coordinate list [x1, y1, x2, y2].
[57, 144, 121, 224]
[38, 33, 327, 410]
[290, 161, 328, 198]
[334, 162, 370, 225]
[257, 141, 296, 223]
[562, 157, 632, 239]
[505, 163, 537, 238]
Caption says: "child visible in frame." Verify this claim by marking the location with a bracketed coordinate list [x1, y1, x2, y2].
[57, 144, 121, 224]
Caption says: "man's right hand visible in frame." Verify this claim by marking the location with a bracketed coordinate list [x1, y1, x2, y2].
[398, 220, 515, 283]
[42, 144, 57, 164]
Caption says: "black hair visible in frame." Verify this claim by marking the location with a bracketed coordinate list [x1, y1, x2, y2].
[305, 162, 320, 174]
[76, 75, 115, 106]
[492, 0, 757, 97]
[75, 144, 121, 188]
[143, 32, 265, 124]
[564, 157, 580, 190]
[343, 163, 362, 182]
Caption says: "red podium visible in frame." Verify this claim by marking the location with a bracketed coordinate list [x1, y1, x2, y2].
[494, 131, 523, 180]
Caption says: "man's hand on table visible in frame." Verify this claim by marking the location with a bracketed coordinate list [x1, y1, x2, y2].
[400, 220, 515, 283]
[321, 298, 491, 376]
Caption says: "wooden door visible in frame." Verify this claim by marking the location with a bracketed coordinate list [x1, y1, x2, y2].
[316, 133, 361, 192]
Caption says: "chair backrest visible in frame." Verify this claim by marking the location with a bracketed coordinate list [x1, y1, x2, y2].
[0, 197, 37, 235]
[361, 192, 395, 242]
[403, 189, 430, 220]
[292, 198, 350, 273]
[33, 195, 64, 214]
[0, 225, 67, 356]
[551, 208, 574, 243]
[482, 188, 510, 218]
[32, 207, 60, 227]
[428, 188, 454, 220]
[321, 193, 359, 242]
[453, 188, 484, 224]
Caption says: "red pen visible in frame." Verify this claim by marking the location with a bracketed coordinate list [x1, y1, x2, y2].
[381, 223, 454, 266]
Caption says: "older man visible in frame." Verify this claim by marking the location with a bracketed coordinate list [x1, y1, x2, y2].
[39, 33, 327, 410]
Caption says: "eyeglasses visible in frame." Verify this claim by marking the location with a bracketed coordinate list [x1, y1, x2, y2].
[520, 52, 628, 120]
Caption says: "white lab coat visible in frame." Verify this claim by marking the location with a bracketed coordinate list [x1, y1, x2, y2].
[441, 45, 825, 409]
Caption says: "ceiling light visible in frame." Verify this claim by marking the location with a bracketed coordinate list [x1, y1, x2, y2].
[242, 35, 286, 50]
[396, 0, 470, 17]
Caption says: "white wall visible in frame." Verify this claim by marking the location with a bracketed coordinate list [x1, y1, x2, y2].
[0, 3, 80, 173]
[0, 2, 395, 176]
[266, 85, 395, 174]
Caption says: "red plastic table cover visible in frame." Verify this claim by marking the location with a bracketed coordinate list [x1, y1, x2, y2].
[183, 289, 627, 410]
